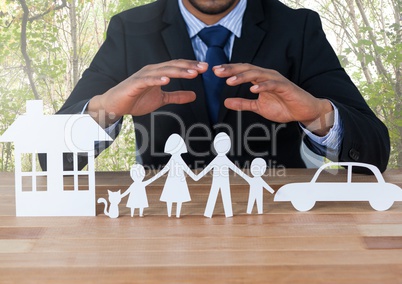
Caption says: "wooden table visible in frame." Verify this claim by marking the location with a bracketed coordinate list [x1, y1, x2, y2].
[0, 169, 402, 283]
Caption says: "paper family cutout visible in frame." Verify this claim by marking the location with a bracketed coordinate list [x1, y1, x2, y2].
[1, 101, 402, 218]
[97, 133, 274, 218]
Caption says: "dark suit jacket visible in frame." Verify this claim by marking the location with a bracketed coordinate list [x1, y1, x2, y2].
[57, 0, 390, 172]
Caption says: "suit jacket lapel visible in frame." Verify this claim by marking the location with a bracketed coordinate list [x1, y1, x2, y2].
[161, 0, 211, 126]
[218, 0, 267, 123]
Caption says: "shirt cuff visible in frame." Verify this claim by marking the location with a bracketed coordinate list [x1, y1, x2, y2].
[82, 100, 121, 136]
[299, 102, 343, 156]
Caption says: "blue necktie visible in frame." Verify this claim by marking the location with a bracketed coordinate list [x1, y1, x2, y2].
[198, 25, 231, 124]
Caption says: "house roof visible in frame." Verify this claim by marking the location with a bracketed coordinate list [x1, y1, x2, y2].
[0, 101, 112, 152]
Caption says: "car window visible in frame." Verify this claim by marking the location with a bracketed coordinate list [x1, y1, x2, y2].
[350, 165, 381, 183]
[314, 167, 348, 183]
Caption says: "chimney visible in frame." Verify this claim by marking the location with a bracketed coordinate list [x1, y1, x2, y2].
[26, 100, 43, 116]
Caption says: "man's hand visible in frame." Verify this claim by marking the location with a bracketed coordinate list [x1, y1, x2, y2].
[214, 63, 334, 136]
[88, 59, 208, 127]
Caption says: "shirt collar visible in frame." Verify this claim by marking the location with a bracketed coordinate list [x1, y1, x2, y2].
[178, 0, 247, 38]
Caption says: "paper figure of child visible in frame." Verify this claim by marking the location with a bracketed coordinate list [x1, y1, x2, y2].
[243, 158, 275, 214]
[152, 133, 198, 218]
[121, 164, 159, 217]
[196, 132, 250, 218]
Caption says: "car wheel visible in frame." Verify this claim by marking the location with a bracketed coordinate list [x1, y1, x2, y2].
[291, 199, 316, 212]
[369, 199, 394, 211]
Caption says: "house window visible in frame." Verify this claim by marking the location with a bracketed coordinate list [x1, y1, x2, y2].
[20, 153, 47, 192]
[62, 152, 90, 191]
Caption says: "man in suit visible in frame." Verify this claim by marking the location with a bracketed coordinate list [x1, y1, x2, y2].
[56, 0, 390, 172]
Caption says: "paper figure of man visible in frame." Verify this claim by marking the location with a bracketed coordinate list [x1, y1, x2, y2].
[196, 132, 249, 218]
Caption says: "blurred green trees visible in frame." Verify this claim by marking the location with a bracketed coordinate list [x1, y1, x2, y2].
[0, 0, 152, 171]
[0, 0, 400, 171]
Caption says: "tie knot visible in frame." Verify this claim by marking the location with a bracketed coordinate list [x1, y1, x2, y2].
[198, 25, 231, 48]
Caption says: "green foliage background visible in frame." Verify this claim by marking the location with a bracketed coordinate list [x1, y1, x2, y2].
[0, 0, 401, 171]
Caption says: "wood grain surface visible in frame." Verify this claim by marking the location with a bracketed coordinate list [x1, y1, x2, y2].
[0, 169, 401, 283]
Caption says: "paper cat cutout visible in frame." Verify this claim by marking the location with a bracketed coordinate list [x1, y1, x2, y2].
[97, 190, 122, 219]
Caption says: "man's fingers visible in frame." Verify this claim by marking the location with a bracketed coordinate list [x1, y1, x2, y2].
[151, 59, 208, 71]
[130, 61, 208, 90]
[250, 80, 287, 94]
[212, 63, 254, 75]
[213, 64, 287, 90]
[145, 59, 208, 78]
[162, 91, 196, 105]
[224, 98, 259, 113]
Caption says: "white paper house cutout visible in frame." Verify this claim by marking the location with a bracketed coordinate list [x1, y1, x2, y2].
[0, 100, 112, 216]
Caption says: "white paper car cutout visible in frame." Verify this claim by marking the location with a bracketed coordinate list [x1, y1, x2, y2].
[274, 162, 402, 211]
